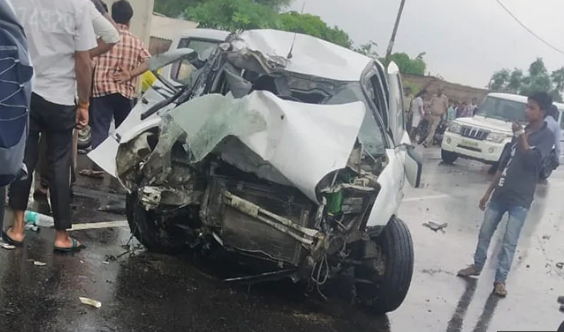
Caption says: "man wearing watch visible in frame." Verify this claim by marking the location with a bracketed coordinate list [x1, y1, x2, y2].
[457, 92, 555, 297]
[5, 0, 96, 252]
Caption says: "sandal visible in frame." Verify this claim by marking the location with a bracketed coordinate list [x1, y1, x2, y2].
[54, 238, 86, 253]
[2, 229, 24, 247]
[79, 169, 105, 179]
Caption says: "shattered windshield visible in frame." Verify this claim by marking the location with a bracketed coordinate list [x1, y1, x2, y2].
[475, 96, 527, 123]
[323, 82, 386, 156]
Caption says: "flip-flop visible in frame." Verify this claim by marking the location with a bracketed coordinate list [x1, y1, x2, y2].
[2, 229, 24, 247]
[54, 238, 86, 253]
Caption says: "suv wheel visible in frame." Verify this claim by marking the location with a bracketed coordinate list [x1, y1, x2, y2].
[441, 149, 458, 164]
[355, 217, 414, 314]
[126, 192, 188, 254]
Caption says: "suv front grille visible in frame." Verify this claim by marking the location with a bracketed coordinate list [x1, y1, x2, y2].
[460, 126, 490, 141]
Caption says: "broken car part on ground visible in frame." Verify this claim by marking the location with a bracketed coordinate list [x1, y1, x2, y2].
[91, 29, 423, 314]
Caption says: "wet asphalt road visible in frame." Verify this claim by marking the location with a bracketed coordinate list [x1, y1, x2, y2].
[1, 149, 564, 332]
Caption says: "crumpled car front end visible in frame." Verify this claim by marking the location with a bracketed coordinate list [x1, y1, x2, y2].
[116, 91, 384, 267]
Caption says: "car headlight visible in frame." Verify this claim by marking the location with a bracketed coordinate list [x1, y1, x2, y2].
[447, 123, 462, 134]
[486, 132, 507, 143]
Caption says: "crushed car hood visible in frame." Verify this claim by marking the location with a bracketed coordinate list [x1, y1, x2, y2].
[232, 30, 372, 82]
[143, 91, 366, 203]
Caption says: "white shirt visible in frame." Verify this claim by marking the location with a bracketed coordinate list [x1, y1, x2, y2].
[12, 0, 97, 106]
[411, 96, 424, 116]
[88, 1, 120, 44]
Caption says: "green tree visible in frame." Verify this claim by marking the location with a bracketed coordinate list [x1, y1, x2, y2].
[386, 52, 427, 75]
[155, 0, 292, 18]
[186, 0, 280, 31]
[278, 11, 352, 48]
[488, 58, 563, 102]
[354, 41, 379, 59]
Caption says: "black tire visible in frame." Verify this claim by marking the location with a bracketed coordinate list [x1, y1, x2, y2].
[356, 217, 414, 314]
[441, 149, 458, 164]
[558, 319, 564, 332]
[540, 165, 553, 180]
[77, 126, 91, 150]
[126, 192, 188, 254]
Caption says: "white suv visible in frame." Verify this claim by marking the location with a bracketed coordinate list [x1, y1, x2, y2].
[441, 93, 563, 166]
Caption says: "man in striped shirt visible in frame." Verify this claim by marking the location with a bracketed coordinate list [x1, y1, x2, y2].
[81, 0, 150, 178]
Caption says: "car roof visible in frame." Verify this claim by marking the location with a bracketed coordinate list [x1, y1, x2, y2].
[487, 93, 528, 103]
[234, 29, 374, 82]
[174, 28, 231, 42]
[488, 93, 564, 111]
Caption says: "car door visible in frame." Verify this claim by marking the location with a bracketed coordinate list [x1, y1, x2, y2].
[365, 61, 422, 228]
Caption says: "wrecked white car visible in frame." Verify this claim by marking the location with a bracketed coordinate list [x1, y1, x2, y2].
[104, 29, 423, 314]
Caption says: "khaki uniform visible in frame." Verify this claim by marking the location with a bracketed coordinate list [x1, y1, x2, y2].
[424, 93, 449, 145]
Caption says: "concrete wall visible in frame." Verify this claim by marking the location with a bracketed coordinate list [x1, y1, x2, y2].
[402, 73, 490, 104]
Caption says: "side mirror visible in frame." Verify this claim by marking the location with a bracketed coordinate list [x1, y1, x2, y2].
[404, 144, 422, 188]
[147, 48, 198, 72]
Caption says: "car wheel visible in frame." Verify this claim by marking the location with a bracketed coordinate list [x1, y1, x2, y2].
[126, 192, 189, 254]
[77, 126, 91, 150]
[539, 165, 553, 180]
[355, 217, 414, 314]
[441, 149, 458, 164]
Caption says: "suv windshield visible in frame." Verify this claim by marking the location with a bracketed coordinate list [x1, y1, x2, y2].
[323, 82, 386, 156]
[475, 96, 527, 123]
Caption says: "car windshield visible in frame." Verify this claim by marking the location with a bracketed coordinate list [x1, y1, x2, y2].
[475, 96, 527, 123]
[323, 82, 386, 156]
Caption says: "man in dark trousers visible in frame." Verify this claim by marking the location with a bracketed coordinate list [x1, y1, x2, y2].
[457, 92, 555, 297]
[5, 0, 96, 252]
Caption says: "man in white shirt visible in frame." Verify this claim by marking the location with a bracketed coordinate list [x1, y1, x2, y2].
[5, 0, 97, 252]
[36, 0, 120, 197]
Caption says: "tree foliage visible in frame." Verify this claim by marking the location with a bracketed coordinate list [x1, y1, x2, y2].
[354, 41, 379, 60]
[488, 58, 564, 102]
[184, 1, 353, 48]
[186, 0, 279, 31]
[354, 43, 427, 76]
[386, 52, 426, 76]
[277, 12, 352, 48]
[155, 0, 291, 18]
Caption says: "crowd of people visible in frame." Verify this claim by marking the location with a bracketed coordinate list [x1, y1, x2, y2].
[0, 0, 149, 252]
[403, 86, 480, 145]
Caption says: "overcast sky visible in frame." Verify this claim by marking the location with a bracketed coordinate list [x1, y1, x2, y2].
[289, 0, 564, 89]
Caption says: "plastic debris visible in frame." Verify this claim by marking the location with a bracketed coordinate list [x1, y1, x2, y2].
[557, 262, 564, 269]
[79, 297, 102, 308]
[24, 224, 39, 232]
[423, 221, 448, 233]
[33, 261, 46, 266]
[0, 243, 16, 250]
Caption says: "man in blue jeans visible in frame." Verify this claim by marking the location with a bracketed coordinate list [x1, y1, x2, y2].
[457, 92, 555, 297]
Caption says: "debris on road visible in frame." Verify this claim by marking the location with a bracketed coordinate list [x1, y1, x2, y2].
[25, 224, 39, 232]
[556, 262, 564, 269]
[33, 261, 47, 266]
[97, 200, 126, 215]
[79, 297, 102, 308]
[423, 221, 448, 233]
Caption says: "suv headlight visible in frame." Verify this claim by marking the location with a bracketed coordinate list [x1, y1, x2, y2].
[486, 132, 508, 143]
[447, 123, 462, 134]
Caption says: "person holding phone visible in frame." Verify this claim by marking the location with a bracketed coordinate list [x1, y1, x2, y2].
[457, 92, 555, 297]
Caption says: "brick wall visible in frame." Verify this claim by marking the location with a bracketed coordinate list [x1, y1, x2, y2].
[402, 73, 489, 104]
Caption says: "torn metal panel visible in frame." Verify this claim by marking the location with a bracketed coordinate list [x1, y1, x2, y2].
[139, 186, 202, 210]
[162, 90, 366, 203]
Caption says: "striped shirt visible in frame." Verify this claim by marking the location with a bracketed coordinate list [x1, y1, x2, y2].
[93, 24, 150, 99]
